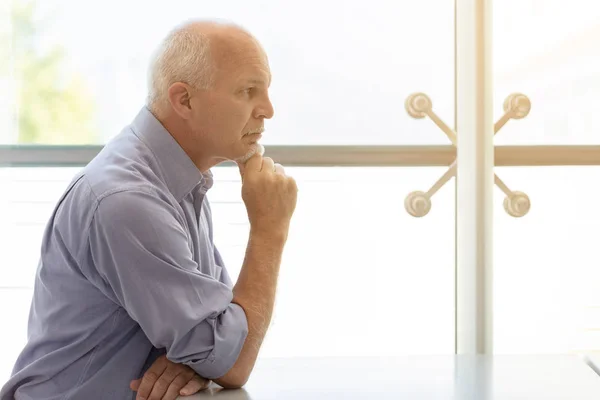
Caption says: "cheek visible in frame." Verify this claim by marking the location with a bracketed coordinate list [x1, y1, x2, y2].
[204, 97, 253, 142]
[227, 106, 253, 135]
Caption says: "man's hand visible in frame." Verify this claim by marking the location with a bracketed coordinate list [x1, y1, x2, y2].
[130, 355, 210, 400]
[239, 153, 298, 238]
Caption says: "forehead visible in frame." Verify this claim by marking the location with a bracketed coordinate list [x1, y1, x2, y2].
[236, 63, 272, 86]
[211, 32, 271, 84]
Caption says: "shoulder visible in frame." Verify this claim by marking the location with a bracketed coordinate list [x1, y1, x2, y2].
[82, 127, 166, 201]
[93, 188, 180, 230]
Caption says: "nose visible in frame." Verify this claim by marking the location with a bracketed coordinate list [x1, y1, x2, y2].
[255, 95, 275, 120]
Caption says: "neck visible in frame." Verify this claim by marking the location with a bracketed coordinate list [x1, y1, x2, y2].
[154, 109, 218, 173]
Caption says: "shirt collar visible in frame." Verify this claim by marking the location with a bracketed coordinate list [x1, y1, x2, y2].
[130, 106, 213, 201]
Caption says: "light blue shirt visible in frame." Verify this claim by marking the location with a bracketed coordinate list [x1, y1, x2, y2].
[1, 107, 248, 400]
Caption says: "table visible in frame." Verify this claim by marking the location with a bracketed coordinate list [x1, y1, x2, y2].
[181, 355, 600, 399]
[583, 355, 600, 377]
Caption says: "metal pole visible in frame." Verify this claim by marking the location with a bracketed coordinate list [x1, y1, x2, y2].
[455, 0, 494, 354]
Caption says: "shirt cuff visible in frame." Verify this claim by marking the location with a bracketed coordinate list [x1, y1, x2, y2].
[188, 303, 248, 379]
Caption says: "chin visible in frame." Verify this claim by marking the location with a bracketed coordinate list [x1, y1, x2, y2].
[235, 143, 265, 163]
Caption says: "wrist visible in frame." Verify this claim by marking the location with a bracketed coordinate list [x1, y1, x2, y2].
[249, 224, 289, 244]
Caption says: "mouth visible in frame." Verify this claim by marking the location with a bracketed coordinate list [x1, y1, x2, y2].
[244, 133, 262, 143]
[243, 127, 264, 137]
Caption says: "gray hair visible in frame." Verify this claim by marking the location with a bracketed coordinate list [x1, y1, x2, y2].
[146, 21, 215, 113]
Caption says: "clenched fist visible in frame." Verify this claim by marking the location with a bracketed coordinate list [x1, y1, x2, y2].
[238, 153, 297, 238]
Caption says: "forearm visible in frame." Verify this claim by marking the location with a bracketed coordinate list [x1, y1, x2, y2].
[214, 228, 286, 388]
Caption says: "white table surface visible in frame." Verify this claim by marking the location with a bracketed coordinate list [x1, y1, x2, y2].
[583, 355, 600, 378]
[180, 355, 600, 400]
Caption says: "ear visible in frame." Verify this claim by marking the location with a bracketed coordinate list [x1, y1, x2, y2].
[167, 82, 193, 120]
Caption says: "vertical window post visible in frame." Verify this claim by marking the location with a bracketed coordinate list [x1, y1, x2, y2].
[455, 0, 494, 354]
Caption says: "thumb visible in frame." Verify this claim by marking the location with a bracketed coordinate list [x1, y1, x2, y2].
[130, 379, 141, 391]
[237, 145, 265, 181]
[180, 375, 210, 396]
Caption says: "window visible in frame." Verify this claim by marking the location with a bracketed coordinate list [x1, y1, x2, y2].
[492, 0, 600, 354]
[493, 0, 600, 145]
[0, 0, 454, 145]
[2, 0, 600, 387]
[1, 0, 457, 380]
[494, 167, 600, 354]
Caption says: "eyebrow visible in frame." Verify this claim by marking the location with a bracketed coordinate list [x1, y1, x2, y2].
[245, 79, 265, 85]
[245, 74, 272, 87]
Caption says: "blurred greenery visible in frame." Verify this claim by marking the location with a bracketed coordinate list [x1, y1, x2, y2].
[3, 0, 97, 144]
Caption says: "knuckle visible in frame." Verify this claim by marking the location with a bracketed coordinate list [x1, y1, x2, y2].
[144, 371, 159, 382]
[172, 376, 187, 388]
[156, 376, 171, 388]
[137, 383, 151, 394]
[173, 364, 186, 373]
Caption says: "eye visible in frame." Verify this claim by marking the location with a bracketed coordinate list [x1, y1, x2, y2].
[242, 87, 254, 96]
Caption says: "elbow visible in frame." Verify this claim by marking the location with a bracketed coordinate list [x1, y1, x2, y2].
[218, 378, 247, 390]
[214, 367, 250, 389]
[213, 364, 252, 389]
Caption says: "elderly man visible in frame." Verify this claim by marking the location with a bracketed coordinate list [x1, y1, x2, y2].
[1, 20, 297, 400]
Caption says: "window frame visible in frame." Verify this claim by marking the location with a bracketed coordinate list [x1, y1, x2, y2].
[2, 0, 600, 356]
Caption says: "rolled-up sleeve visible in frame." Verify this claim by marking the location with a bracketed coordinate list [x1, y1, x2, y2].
[88, 189, 248, 379]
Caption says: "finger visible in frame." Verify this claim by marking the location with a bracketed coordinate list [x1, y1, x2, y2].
[274, 163, 285, 175]
[289, 176, 298, 190]
[135, 358, 168, 400]
[147, 364, 182, 400]
[162, 371, 194, 400]
[237, 152, 254, 175]
[243, 152, 264, 173]
[180, 375, 211, 396]
[261, 157, 275, 173]
[130, 379, 141, 391]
